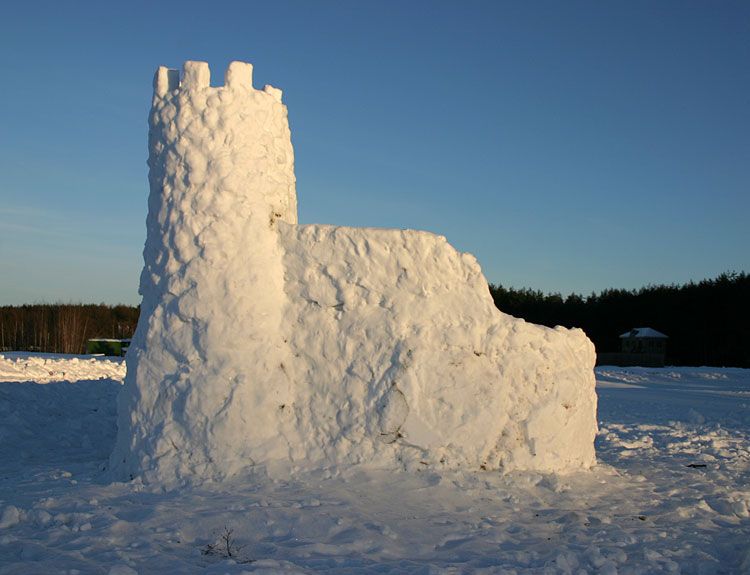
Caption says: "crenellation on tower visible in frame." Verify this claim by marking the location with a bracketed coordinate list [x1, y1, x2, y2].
[153, 66, 179, 98]
[225, 61, 253, 89]
[264, 84, 283, 103]
[151, 61, 285, 106]
[181, 60, 210, 90]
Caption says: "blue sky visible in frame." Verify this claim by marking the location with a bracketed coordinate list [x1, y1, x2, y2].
[1, 1, 748, 305]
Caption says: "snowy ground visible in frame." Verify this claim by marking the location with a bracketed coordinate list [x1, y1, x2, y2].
[0, 354, 748, 574]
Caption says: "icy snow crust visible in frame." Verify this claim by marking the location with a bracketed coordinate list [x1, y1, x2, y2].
[110, 61, 597, 485]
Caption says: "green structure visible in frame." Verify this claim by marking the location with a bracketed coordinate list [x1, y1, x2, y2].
[86, 338, 131, 357]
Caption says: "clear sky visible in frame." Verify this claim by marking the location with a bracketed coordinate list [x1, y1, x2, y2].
[1, 1, 748, 305]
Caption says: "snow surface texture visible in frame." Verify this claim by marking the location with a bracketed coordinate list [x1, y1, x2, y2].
[111, 61, 597, 485]
[0, 353, 124, 384]
[2, 359, 749, 573]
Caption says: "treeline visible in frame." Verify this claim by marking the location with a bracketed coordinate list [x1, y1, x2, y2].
[2, 272, 748, 365]
[490, 271, 750, 367]
[0, 304, 139, 355]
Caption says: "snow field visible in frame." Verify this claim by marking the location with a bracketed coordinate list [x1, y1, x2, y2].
[1, 357, 748, 573]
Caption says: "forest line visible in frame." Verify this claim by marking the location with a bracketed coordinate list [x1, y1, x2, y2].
[490, 271, 749, 367]
[1, 272, 747, 366]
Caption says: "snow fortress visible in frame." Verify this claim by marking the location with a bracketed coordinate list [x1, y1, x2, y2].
[111, 61, 598, 485]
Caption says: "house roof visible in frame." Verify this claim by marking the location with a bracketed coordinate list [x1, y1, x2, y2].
[619, 327, 668, 339]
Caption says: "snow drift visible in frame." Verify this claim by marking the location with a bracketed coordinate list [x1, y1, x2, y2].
[0, 353, 124, 384]
[110, 61, 597, 485]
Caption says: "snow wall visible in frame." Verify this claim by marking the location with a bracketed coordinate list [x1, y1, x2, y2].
[110, 61, 597, 485]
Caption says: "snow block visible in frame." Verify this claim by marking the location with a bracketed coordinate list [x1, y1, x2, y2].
[225, 61, 253, 89]
[110, 61, 597, 485]
[181, 60, 210, 90]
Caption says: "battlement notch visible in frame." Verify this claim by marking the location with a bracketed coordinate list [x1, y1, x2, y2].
[151, 60, 282, 103]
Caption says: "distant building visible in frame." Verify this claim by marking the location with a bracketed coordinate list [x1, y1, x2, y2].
[619, 327, 668, 356]
[596, 327, 668, 367]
